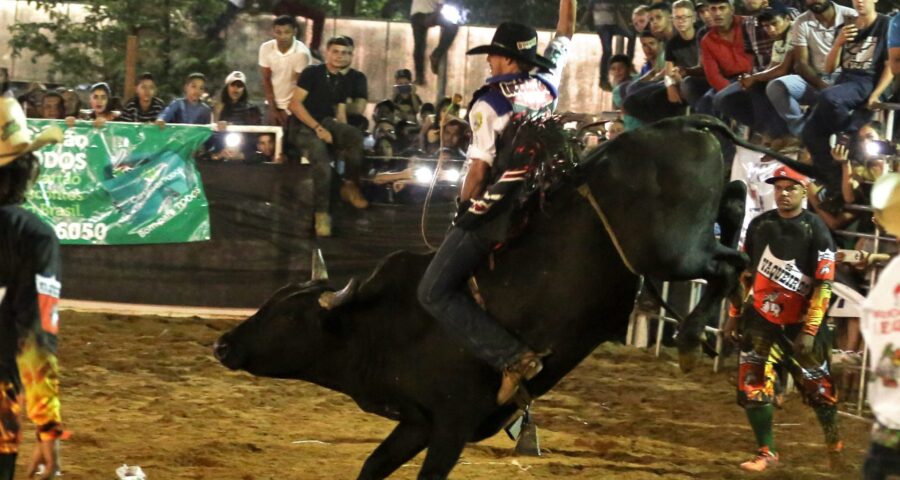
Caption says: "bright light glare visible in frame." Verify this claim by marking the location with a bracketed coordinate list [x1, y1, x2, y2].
[865, 140, 881, 157]
[414, 167, 434, 183]
[443, 168, 460, 182]
[225, 133, 242, 148]
[441, 4, 462, 24]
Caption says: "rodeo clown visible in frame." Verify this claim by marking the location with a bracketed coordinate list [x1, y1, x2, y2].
[723, 165, 841, 472]
[0, 97, 65, 479]
[861, 173, 900, 479]
[417, 0, 574, 405]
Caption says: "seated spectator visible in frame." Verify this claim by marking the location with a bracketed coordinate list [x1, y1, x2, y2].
[622, 30, 679, 127]
[699, 0, 753, 114]
[157, 73, 212, 126]
[801, 0, 893, 193]
[214, 71, 261, 125]
[66, 82, 119, 128]
[609, 53, 637, 112]
[631, 5, 650, 38]
[285, 35, 369, 237]
[391, 69, 422, 124]
[40, 91, 65, 120]
[647, 2, 676, 42]
[605, 118, 625, 140]
[721, 5, 793, 145]
[766, 0, 855, 139]
[60, 89, 81, 117]
[664, 0, 711, 113]
[247, 132, 282, 164]
[119, 72, 165, 123]
[336, 36, 369, 129]
[421, 96, 452, 154]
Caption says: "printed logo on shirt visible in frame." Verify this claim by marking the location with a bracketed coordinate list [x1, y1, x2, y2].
[816, 249, 836, 280]
[757, 246, 813, 295]
[843, 34, 881, 70]
[35, 275, 61, 335]
[473, 111, 483, 132]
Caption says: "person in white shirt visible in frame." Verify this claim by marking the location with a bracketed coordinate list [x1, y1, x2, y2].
[861, 173, 900, 479]
[259, 15, 311, 127]
[410, 0, 460, 85]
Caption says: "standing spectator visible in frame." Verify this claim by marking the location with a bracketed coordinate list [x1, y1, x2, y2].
[59, 90, 80, 118]
[72, 82, 119, 129]
[0, 97, 65, 480]
[700, 0, 753, 113]
[766, 0, 856, 139]
[392, 68, 422, 124]
[861, 173, 900, 480]
[39, 92, 65, 120]
[259, 15, 311, 127]
[157, 73, 212, 126]
[726, 166, 842, 472]
[585, 0, 634, 90]
[118, 73, 165, 123]
[272, 1, 327, 56]
[286, 36, 369, 238]
[334, 36, 368, 126]
[801, 0, 892, 192]
[214, 71, 261, 125]
[410, 0, 459, 85]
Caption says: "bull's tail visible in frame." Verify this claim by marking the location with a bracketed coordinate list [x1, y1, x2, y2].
[674, 114, 818, 179]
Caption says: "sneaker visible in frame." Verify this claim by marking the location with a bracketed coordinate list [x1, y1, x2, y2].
[827, 441, 845, 469]
[340, 181, 369, 209]
[497, 352, 543, 405]
[739, 447, 778, 472]
[314, 212, 332, 237]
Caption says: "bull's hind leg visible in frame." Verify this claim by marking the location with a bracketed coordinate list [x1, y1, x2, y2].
[357, 421, 429, 480]
[718, 180, 747, 249]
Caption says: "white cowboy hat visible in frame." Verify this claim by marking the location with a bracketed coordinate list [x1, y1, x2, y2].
[871, 172, 900, 237]
[0, 97, 63, 167]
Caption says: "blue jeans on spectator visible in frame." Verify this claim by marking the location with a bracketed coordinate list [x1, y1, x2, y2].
[766, 74, 835, 137]
[417, 226, 528, 371]
[864, 442, 900, 480]
[681, 76, 713, 114]
[801, 72, 875, 190]
[597, 24, 635, 88]
[717, 80, 789, 138]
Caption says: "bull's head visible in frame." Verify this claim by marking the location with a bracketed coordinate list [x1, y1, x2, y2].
[213, 280, 340, 379]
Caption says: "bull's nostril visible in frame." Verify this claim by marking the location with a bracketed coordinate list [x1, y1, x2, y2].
[213, 340, 230, 361]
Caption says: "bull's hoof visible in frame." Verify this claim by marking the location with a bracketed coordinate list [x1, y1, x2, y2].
[677, 347, 701, 373]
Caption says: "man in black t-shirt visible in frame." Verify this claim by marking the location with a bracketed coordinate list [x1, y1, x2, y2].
[286, 36, 369, 238]
[664, 0, 712, 113]
[335, 36, 369, 127]
[726, 166, 841, 472]
[0, 98, 65, 480]
[801, 0, 894, 192]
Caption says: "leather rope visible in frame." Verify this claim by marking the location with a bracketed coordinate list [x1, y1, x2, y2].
[576, 183, 638, 274]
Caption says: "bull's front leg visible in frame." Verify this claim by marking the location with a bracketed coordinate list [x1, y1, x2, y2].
[358, 421, 429, 480]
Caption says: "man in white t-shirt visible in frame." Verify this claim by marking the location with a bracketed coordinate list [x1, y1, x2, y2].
[259, 15, 311, 127]
[861, 173, 900, 479]
[765, 0, 855, 137]
[410, 0, 459, 86]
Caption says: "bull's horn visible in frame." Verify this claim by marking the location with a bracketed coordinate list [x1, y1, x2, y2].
[311, 248, 329, 281]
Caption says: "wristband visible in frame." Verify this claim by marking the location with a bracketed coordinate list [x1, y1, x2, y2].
[664, 75, 677, 87]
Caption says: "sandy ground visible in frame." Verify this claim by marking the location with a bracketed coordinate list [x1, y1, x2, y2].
[12, 311, 872, 480]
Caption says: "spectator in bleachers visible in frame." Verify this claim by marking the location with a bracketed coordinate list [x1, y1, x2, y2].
[742, 1, 799, 71]
[605, 118, 625, 140]
[335, 36, 369, 129]
[119, 72, 166, 123]
[720, 5, 793, 145]
[214, 71, 261, 125]
[648, 2, 676, 42]
[83, 82, 119, 127]
[39, 91, 65, 120]
[421, 96, 451, 153]
[410, 0, 459, 85]
[801, 0, 892, 192]
[766, 0, 856, 139]
[392, 69, 422, 124]
[623, 29, 683, 127]
[700, 0, 753, 116]
[631, 5, 650, 37]
[259, 15, 312, 127]
[584, 0, 634, 91]
[609, 54, 637, 112]
[664, 0, 712, 113]
[695, 0, 715, 34]
[286, 35, 369, 237]
[248, 132, 279, 163]
[17, 83, 45, 118]
[157, 73, 212, 126]
[60, 89, 81, 118]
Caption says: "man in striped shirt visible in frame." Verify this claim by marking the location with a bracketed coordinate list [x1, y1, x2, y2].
[118, 73, 165, 123]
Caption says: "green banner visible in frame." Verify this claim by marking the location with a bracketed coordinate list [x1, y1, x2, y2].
[24, 120, 213, 245]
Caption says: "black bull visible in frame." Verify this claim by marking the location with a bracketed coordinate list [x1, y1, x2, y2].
[214, 116, 812, 479]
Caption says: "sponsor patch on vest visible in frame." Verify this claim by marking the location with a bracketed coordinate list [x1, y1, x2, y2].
[35, 275, 61, 335]
[757, 246, 812, 295]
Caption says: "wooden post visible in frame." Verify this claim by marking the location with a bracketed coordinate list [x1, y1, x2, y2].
[124, 34, 138, 101]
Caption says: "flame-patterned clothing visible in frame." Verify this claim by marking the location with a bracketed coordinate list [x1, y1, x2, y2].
[0, 205, 63, 455]
[736, 209, 836, 407]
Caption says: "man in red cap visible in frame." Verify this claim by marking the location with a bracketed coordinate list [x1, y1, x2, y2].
[418, 0, 574, 405]
[725, 165, 841, 472]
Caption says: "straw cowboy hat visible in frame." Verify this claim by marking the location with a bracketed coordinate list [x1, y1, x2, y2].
[0, 97, 63, 167]
[872, 173, 900, 237]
